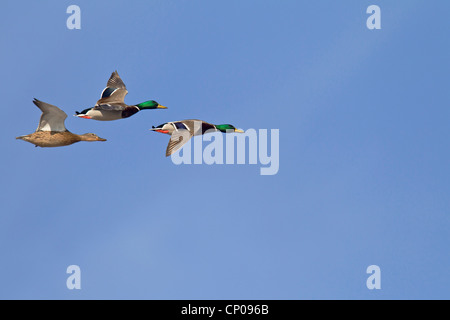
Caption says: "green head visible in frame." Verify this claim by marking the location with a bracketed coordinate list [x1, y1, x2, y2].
[135, 100, 167, 110]
[215, 124, 244, 133]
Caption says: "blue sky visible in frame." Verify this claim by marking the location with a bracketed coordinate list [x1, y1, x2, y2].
[0, 0, 449, 299]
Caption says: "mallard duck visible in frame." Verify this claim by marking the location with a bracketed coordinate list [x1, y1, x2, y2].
[16, 99, 107, 147]
[150, 119, 244, 156]
[75, 71, 167, 121]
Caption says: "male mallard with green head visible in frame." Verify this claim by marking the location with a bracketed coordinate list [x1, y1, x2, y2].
[17, 99, 107, 147]
[150, 119, 244, 156]
[75, 71, 167, 121]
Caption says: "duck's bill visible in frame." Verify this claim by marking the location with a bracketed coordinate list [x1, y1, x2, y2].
[234, 129, 244, 133]
[157, 105, 167, 109]
[98, 138, 107, 141]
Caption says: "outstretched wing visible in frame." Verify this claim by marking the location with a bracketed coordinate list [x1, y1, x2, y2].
[96, 71, 128, 105]
[166, 128, 192, 157]
[106, 70, 126, 89]
[33, 98, 67, 132]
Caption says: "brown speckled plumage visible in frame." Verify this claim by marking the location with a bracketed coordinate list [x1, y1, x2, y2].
[16, 131, 105, 147]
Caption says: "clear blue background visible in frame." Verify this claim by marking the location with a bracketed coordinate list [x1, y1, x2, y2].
[0, 0, 448, 299]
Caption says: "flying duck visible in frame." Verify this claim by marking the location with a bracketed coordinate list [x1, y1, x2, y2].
[150, 119, 244, 156]
[17, 99, 107, 147]
[75, 71, 166, 121]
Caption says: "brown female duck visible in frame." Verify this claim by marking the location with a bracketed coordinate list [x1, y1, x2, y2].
[17, 99, 106, 147]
